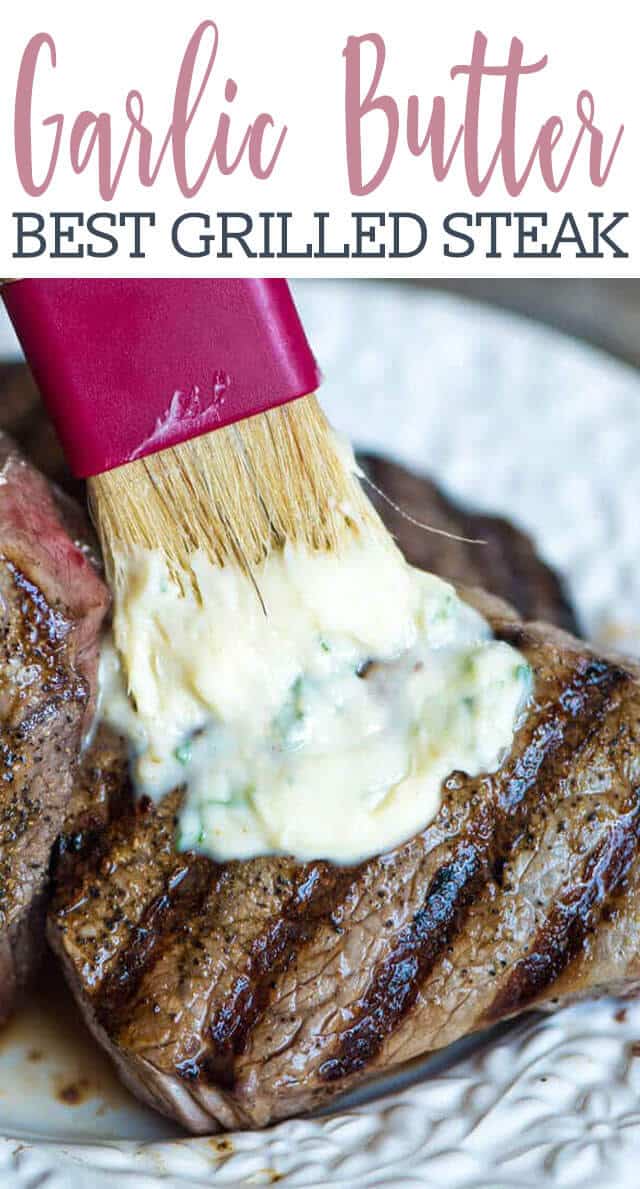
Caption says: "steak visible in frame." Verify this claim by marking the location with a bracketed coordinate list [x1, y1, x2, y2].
[48, 588, 640, 1132]
[3, 360, 589, 1127]
[0, 433, 108, 1021]
[361, 452, 578, 633]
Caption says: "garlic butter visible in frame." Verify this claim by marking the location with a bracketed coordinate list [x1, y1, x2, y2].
[99, 535, 530, 864]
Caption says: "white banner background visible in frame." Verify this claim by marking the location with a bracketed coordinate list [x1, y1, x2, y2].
[0, 0, 636, 276]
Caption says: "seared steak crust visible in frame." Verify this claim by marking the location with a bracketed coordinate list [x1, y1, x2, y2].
[361, 453, 578, 633]
[48, 594, 640, 1132]
[0, 435, 108, 1020]
[55, 723, 132, 886]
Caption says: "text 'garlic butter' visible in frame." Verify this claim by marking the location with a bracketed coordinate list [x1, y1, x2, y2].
[99, 535, 531, 864]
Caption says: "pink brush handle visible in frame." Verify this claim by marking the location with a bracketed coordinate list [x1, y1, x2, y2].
[3, 279, 321, 478]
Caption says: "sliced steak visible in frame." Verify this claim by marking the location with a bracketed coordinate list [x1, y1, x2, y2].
[0, 434, 108, 1021]
[48, 589, 639, 1132]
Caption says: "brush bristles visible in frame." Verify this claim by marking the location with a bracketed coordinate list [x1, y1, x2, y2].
[89, 396, 393, 592]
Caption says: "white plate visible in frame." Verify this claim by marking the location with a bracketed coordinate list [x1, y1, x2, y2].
[1, 281, 640, 1188]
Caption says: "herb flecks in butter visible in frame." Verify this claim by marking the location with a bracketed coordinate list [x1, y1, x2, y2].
[98, 537, 530, 864]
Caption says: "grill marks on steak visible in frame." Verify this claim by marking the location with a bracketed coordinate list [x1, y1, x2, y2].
[488, 800, 640, 1022]
[56, 798, 359, 1089]
[243, 633, 630, 1097]
[48, 597, 640, 1131]
[485, 673, 640, 1025]
[161, 862, 357, 1090]
[54, 789, 187, 994]
[317, 836, 488, 1084]
[0, 437, 108, 1019]
[379, 656, 637, 1066]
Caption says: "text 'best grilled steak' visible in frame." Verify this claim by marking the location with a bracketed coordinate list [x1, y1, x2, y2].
[0, 433, 108, 1021]
[48, 585, 640, 1133]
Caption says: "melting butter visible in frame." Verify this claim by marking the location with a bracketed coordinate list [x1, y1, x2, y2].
[99, 535, 531, 864]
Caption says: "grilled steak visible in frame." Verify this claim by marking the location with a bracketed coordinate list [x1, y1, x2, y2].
[0, 433, 108, 1021]
[48, 587, 639, 1132]
[3, 359, 588, 1126]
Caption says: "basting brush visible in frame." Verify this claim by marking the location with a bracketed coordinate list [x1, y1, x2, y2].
[1, 279, 394, 599]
